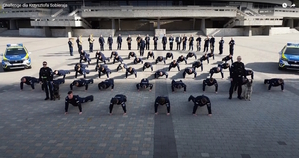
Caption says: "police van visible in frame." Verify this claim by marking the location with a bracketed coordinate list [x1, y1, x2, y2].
[278, 42, 299, 70]
[1, 43, 32, 71]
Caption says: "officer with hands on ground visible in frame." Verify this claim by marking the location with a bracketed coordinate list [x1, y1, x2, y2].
[39, 61, 54, 100]
[143, 62, 153, 71]
[98, 65, 112, 79]
[128, 52, 137, 59]
[199, 54, 209, 64]
[98, 79, 114, 91]
[154, 96, 170, 115]
[70, 78, 94, 91]
[147, 51, 155, 59]
[155, 70, 168, 79]
[192, 61, 203, 71]
[183, 67, 197, 79]
[133, 57, 144, 64]
[126, 67, 137, 79]
[186, 52, 197, 60]
[165, 52, 174, 60]
[188, 95, 212, 116]
[222, 54, 233, 64]
[96, 51, 110, 65]
[116, 63, 128, 72]
[168, 60, 180, 71]
[209, 66, 224, 79]
[203, 78, 218, 93]
[20, 76, 40, 90]
[264, 78, 284, 91]
[109, 94, 127, 115]
[74, 63, 90, 78]
[110, 51, 118, 59]
[113, 55, 123, 64]
[177, 55, 187, 64]
[171, 80, 186, 92]
[136, 78, 153, 91]
[65, 91, 94, 115]
[156, 56, 166, 64]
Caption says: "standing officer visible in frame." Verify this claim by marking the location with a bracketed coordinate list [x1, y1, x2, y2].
[116, 63, 127, 72]
[199, 54, 209, 64]
[136, 78, 153, 91]
[113, 55, 123, 64]
[203, 78, 218, 93]
[183, 68, 197, 79]
[88, 34, 94, 53]
[186, 52, 197, 60]
[153, 35, 158, 50]
[192, 61, 203, 71]
[264, 78, 284, 91]
[145, 34, 150, 50]
[155, 96, 170, 115]
[196, 35, 201, 52]
[128, 51, 137, 59]
[245, 69, 254, 80]
[117, 34, 122, 50]
[156, 56, 166, 64]
[126, 67, 137, 79]
[108, 35, 113, 51]
[229, 56, 246, 99]
[98, 65, 112, 79]
[169, 35, 174, 51]
[147, 51, 155, 59]
[109, 94, 127, 115]
[155, 70, 168, 79]
[176, 34, 182, 50]
[136, 34, 141, 50]
[53, 70, 70, 79]
[39, 61, 53, 100]
[68, 38, 73, 56]
[99, 35, 105, 51]
[182, 34, 187, 50]
[98, 78, 114, 91]
[162, 34, 167, 50]
[229, 37, 235, 55]
[126, 35, 132, 50]
[134, 57, 143, 64]
[210, 35, 215, 51]
[20, 76, 40, 90]
[140, 38, 146, 56]
[188, 35, 194, 51]
[76, 36, 82, 53]
[65, 91, 94, 115]
[171, 80, 186, 92]
[177, 55, 187, 64]
[168, 60, 180, 71]
[143, 62, 153, 71]
[188, 95, 212, 116]
[222, 54, 233, 64]
[203, 36, 210, 53]
[219, 37, 224, 54]
[70, 78, 94, 91]
[74, 63, 90, 78]
[209, 66, 224, 79]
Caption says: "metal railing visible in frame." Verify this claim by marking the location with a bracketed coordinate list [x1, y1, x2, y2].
[259, 7, 299, 14]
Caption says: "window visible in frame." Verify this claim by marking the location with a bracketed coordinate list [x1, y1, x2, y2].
[285, 48, 299, 55]
[157, 1, 167, 6]
[148, 1, 157, 6]
[138, 1, 148, 6]
[129, 1, 138, 6]
[6, 48, 26, 56]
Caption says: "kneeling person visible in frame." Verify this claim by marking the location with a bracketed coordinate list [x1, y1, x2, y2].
[65, 91, 94, 115]
[110, 94, 127, 115]
[154, 96, 170, 115]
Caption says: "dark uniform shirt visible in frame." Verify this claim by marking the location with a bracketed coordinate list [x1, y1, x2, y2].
[210, 67, 224, 78]
[39, 67, 53, 81]
[70, 79, 89, 90]
[230, 62, 246, 78]
[65, 95, 82, 112]
[192, 95, 212, 114]
[171, 80, 186, 91]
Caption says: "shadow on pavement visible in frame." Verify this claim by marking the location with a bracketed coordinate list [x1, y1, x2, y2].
[246, 62, 299, 74]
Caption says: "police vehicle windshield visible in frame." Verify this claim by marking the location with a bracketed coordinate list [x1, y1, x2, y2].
[6, 48, 26, 55]
[284, 48, 299, 55]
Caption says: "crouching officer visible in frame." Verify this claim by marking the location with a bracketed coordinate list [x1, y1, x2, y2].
[70, 78, 93, 91]
[134, 57, 143, 64]
[192, 61, 203, 72]
[188, 95, 212, 116]
[199, 54, 209, 64]
[264, 78, 284, 91]
[168, 60, 180, 71]
[183, 68, 197, 79]
[75, 63, 90, 78]
[109, 94, 127, 115]
[156, 56, 166, 64]
[222, 54, 233, 64]
[203, 78, 218, 93]
[171, 80, 186, 92]
[96, 52, 110, 65]
[177, 55, 187, 64]
[165, 52, 174, 60]
[80, 50, 91, 64]
[98, 65, 112, 79]
[245, 69, 254, 80]
[126, 67, 137, 79]
[186, 52, 197, 60]
[147, 51, 155, 59]
[154, 96, 170, 115]
[155, 70, 168, 79]
[20, 76, 40, 90]
[136, 78, 153, 91]
[65, 91, 94, 115]
[117, 63, 128, 71]
[143, 62, 153, 71]
[113, 55, 123, 64]
[229, 56, 246, 100]
[98, 79, 114, 91]
[209, 66, 224, 79]
[53, 70, 70, 79]
[128, 52, 136, 59]
[39, 61, 53, 100]
[110, 51, 118, 59]
[207, 51, 214, 60]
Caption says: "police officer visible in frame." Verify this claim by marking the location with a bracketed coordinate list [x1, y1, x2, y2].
[188, 35, 194, 51]
[53, 70, 70, 79]
[192, 61, 203, 71]
[113, 55, 123, 64]
[219, 63, 230, 71]
[70, 78, 93, 91]
[245, 69, 254, 80]
[209, 66, 224, 79]
[264, 78, 284, 91]
[171, 80, 186, 92]
[196, 35, 201, 52]
[96, 51, 110, 65]
[136, 78, 153, 91]
[169, 35, 174, 50]
[127, 35, 132, 50]
[168, 60, 180, 71]
[110, 51, 118, 59]
[176, 35, 182, 50]
[153, 35, 158, 50]
[207, 51, 215, 60]
[116, 63, 127, 72]
[229, 56, 246, 99]
[229, 37, 235, 55]
[128, 52, 136, 59]
[219, 37, 224, 54]
[140, 38, 146, 56]
[108, 35, 113, 51]
[76, 36, 82, 53]
[74, 63, 90, 78]
[199, 54, 209, 64]
[145, 34, 150, 50]
[126, 67, 137, 79]
[95, 50, 103, 58]
[109, 94, 127, 115]
[155, 70, 168, 79]
[68, 38, 73, 56]
[210, 35, 215, 50]
[234, 77, 250, 92]
[165, 52, 174, 60]
[182, 34, 187, 50]
[188, 95, 212, 116]
[80, 50, 91, 64]
[203, 78, 218, 93]
[136, 34, 141, 50]
[98, 65, 112, 79]
[143, 62, 153, 71]
[203, 36, 210, 52]
[134, 57, 143, 64]
[177, 55, 187, 64]
[39, 61, 53, 100]
[65, 91, 94, 115]
[147, 51, 155, 59]
[183, 68, 197, 79]
[98, 79, 114, 91]
[186, 52, 197, 60]
[99, 35, 105, 51]
[88, 34, 94, 53]
[162, 34, 167, 50]
[20, 76, 40, 90]
[117, 34, 122, 50]
[155, 96, 170, 115]
[222, 54, 233, 64]
[156, 56, 166, 64]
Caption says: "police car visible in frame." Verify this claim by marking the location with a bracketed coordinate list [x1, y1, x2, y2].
[278, 42, 299, 70]
[1, 43, 32, 71]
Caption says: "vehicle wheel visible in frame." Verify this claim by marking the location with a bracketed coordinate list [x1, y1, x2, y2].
[3, 68, 8, 72]
[278, 66, 283, 70]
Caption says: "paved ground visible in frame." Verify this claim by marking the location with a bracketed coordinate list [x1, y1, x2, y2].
[0, 34, 299, 158]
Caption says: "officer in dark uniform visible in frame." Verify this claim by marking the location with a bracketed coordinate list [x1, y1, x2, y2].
[264, 78, 284, 91]
[68, 38, 73, 56]
[229, 38, 235, 55]
[186, 52, 197, 60]
[203, 36, 210, 52]
[207, 51, 215, 60]
[203, 78, 218, 93]
[209, 66, 224, 79]
[143, 62, 153, 71]
[168, 60, 180, 71]
[140, 38, 146, 56]
[108, 35, 113, 51]
[98, 79, 114, 91]
[182, 35, 187, 50]
[20, 76, 40, 90]
[126, 67, 137, 79]
[165, 52, 174, 60]
[192, 61, 203, 71]
[229, 56, 246, 99]
[98, 65, 112, 78]
[188, 95, 212, 116]
[234, 77, 250, 92]
[95, 50, 103, 58]
[113, 55, 123, 64]
[171, 80, 186, 92]
[219, 37, 224, 54]
[196, 35, 201, 52]
[134, 57, 143, 64]
[210, 35, 215, 50]
[53, 70, 70, 79]
[145, 34, 150, 50]
[70, 78, 93, 91]
[117, 34, 122, 50]
[96, 51, 110, 65]
[136, 78, 153, 91]
[65, 91, 93, 115]
[99, 35, 105, 51]
[245, 69, 254, 80]
[80, 50, 91, 64]
[147, 51, 155, 59]
[110, 51, 118, 59]
[116, 63, 128, 72]
[88, 35, 94, 53]
[128, 52, 136, 59]
[183, 68, 197, 79]
[136, 35, 141, 50]
[169, 35, 174, 50]
[222, 54, 233, 64]
[199, 54, 209, 64]
[156, 56, 166, 64]
[155, 96, 170, 115]
[162, 34, 167, 50]
[74, 63, 90, 78]
[110, 94, 127, 115]
[39, 61, 53, 100]
[177, 55, 187, 64]
[153, 35, 158, 50]
[219, 63, 230, 71]
[188, 35, 194, 51]
[126, 35, 132, 50]
[176, 35, 182, 50]
[76, 36, 82, 53]
[155, 70, 168, 79]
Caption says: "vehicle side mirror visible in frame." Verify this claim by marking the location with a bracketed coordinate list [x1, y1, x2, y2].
[0, 53, 2, 56]
[28, 52, 32, 55]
